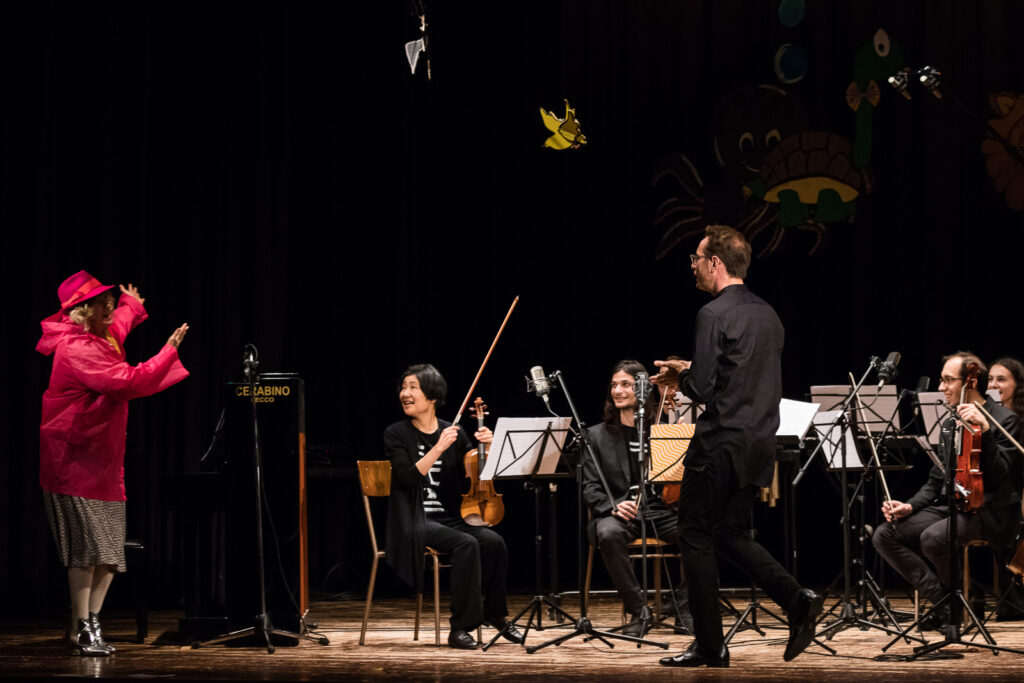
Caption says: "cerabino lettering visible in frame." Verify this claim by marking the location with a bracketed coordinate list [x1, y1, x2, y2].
[235, 385, 291, 397]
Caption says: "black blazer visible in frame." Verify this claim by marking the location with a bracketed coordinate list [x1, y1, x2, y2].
[581, 422, 637, 519]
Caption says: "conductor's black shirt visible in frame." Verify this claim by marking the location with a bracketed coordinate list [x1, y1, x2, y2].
[678, 283, 784, 487]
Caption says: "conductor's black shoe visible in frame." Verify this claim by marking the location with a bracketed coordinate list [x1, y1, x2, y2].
[487, 618, 525, 644]
[447, 629, 478, 650]
[623, 606, 652, 638]
[659, 641, 729, 668]
[784, 588, 823, 661]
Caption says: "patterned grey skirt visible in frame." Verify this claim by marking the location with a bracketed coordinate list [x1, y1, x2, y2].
[43, 491, 126, 573]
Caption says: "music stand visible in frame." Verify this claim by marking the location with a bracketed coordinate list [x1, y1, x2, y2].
[481, 418, 576, 649]
[796, 361, 919, 646]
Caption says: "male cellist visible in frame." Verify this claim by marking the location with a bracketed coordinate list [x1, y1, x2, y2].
[872, 352, 1023, 626]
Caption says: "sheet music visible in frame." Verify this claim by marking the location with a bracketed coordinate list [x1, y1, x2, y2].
[918, 391, 948, 447]
[813, 409, 863, 469]
[778, 398, 819, 440]
[809, 384, 900, 434]
[650, 423, 694, 481]
[481, 417, 572, 479]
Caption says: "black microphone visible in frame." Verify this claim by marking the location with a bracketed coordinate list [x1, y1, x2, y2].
[877, 351, 901, 389]
[634, 371, 651, 404]
[528, 365, 552, 410]
[243, 344, 259, 381]
[899, 376, 931, 407]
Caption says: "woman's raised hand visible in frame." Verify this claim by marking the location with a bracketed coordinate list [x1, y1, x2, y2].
[167, 323, 189, 349]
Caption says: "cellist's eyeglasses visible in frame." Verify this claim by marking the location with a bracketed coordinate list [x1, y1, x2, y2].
[689, 253, 711, 264]
[938, 376, 962, 386]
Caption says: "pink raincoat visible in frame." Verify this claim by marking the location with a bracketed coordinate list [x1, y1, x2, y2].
[37, 294, 189, 501]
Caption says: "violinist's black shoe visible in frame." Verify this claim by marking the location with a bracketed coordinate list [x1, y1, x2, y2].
[659, 641, 729, 668]
[447, 629, 478, 650]
[784, 588, 823, 661]
[487, 618, 525, 644]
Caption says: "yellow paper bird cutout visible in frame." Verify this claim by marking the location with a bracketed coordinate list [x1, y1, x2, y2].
[540, 99, 587, 150]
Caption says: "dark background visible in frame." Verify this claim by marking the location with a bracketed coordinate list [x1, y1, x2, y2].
[4, 1, 1024, 619]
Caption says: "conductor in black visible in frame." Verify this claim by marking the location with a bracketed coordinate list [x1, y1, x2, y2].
[653, 224, 822, 668]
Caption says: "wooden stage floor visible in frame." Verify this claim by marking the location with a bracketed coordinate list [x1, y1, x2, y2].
[3, 594, 1024, 681]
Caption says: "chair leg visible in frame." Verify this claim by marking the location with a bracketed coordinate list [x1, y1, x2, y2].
[433, 554, 442, 647]
[653, 557, 663, 621]
[963, 545, 971, 605]
[584, 546, 594, 614]
[360, 555, 379, 646]
[415, 593, 422, 641]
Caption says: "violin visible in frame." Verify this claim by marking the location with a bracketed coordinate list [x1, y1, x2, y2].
[954, 362, 985, 513]
[460, 397, 505, 526]
[655, 389, 685, 510]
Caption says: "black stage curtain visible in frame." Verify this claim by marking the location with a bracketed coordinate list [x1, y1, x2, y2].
[4, 1, 1024, 617]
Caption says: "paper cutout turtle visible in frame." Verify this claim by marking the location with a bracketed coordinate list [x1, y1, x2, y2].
[741, 29, 904, 254]
[653, 85, 807, 259]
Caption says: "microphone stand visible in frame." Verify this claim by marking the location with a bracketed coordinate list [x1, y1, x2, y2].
[601, 375, 660, 641]
[525, 371, 667, 653]
[192, 347, 316, 653]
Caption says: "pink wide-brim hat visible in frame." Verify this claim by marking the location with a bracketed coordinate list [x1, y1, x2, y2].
[57, 270, 117, 311]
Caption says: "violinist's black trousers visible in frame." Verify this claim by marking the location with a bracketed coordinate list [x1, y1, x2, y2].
[872, 504, 983, 603]
[424, 518, 509, 631]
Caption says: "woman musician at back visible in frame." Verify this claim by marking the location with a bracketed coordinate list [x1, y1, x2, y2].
[988, 356, 1024, 619]
[383, 363, 523, 649]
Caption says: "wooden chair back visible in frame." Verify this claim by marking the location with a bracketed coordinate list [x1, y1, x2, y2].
[356, 460, 392, 556]
[358, 460, 392, 497]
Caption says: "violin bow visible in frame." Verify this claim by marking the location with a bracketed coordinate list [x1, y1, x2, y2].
[451, 296, 519, 427]
[849, 371, 894, 503]
[654, 385, 670, 424]
[972, 400, 1024, 456]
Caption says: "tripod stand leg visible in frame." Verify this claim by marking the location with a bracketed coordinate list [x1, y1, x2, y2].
[723, 603, 760, 644]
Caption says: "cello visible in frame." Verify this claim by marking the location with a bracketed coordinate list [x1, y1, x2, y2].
[460, 397, 505, 526]
[954, 362, 985, 513]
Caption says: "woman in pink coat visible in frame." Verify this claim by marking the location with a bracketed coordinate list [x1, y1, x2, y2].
[37, 270, 190, 655]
